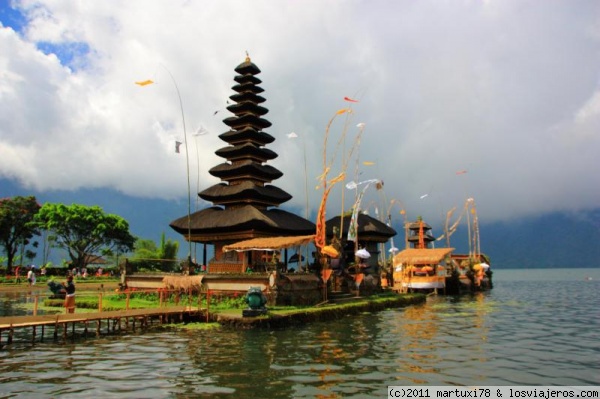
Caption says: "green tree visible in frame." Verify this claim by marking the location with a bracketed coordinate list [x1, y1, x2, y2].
[0, 196, 41, 272]
[131, 233, 179, 272]
[157, 233, 179, 261]
[133, 238, 158, 260]
[34, 203, 136, 270]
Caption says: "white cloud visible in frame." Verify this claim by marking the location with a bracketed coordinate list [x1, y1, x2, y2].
[1, 0, 599, 224]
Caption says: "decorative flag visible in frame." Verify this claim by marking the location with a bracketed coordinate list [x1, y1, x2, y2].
[356, 122, 366, 128]
[344, 96, 359, 103]
[345, 181, 358, 190]
[420, 194, 429, 199]
[175, 141, 183, 153]
[355, 273, 364, 285]
[135, 80, 154, 86]
[287, 132, 298, 139]
[363, 161, 374, 166]
[336, 108, 350, 115]
[321, 269, 333, 282]
[194, 126, 209, 136]
[322, 245, 339, 258]
[315, 173, 345, 250]
[456, 170, 468, 175]
[347, 180, 379, 242]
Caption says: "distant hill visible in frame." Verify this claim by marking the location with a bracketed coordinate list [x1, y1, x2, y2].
[478, 210, 600, 269]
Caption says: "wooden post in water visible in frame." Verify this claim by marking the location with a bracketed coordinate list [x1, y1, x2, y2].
[206, 290, 210, 323]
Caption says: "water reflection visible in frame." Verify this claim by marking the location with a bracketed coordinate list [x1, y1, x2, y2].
[1, 269, 599, 398]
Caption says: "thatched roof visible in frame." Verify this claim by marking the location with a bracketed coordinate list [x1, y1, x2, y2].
[199, 181, 291, 204]
[219, 127, 273, 145]
[393, 248, 454, 266]
[325, 213, 396, 242]
[215, 142, 277, 161]
[162, 275, 204, 290]
[223, 235, 315, 252]
[209, 161, 283, 181]
[170, 205, 315, 238]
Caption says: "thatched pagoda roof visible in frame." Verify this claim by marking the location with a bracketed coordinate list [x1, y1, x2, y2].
[170, 205, 315, 242]
[219, 128, 274, 145]
[229, 92, 266, 104]
[393, 248, 454, 266]
[223, 115, 272, 130]
[234, 74, 261, 85]
[215, 142, 277, 161]
[209, 161, 283, 181]
[170, 56, 314, 244]
[226, 102, 268, 116]
[199, 181, 291, 206]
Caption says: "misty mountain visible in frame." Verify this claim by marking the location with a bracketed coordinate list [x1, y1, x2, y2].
[2, 178, 599, 269]
[479, 210, 600, 269]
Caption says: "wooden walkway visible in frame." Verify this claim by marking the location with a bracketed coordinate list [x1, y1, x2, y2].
[0, 307, 204, 346]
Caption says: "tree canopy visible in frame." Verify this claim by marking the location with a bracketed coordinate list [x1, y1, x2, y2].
[0, 196, 41, 271]
[34, 203, 136, 269]
[130, 233, 180, 272]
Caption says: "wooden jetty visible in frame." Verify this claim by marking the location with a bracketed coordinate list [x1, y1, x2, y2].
[0, 306, 203, 346]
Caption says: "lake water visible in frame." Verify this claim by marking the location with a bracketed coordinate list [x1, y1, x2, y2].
[0, 268, 598, 398]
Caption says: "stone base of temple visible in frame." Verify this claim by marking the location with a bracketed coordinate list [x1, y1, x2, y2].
[242, 308, 268, 317]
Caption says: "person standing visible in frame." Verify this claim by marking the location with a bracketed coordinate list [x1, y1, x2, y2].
[14, 265, 21, 284]
[27, 267, 36, 286]
[64, 275, 76, 313]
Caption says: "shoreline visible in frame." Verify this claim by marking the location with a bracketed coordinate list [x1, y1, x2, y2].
[0, 280, 120, 294]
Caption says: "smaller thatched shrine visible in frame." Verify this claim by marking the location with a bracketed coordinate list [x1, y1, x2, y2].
[325, 212, 397, 269]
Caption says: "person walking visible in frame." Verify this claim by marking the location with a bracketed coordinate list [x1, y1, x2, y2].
[64, 275, 76, 313]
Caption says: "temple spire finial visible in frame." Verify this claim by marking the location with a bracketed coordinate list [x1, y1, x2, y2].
[245, 50, 251, 63]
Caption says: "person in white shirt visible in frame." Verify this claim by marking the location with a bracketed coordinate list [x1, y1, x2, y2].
[27, 267, 36, 286]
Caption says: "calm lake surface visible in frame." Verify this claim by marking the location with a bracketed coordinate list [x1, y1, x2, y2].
[1, 268, 598, 398]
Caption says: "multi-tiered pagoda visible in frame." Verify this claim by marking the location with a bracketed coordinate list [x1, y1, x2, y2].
[170, 56, 315, 271]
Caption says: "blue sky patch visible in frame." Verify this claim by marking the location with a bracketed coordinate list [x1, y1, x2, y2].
[1, 1, 91, 70]
[0, 0, 26, 33]
[36, 41, 91, 70]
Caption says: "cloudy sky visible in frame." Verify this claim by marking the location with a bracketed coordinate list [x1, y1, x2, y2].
[1, 0, 600, 239]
